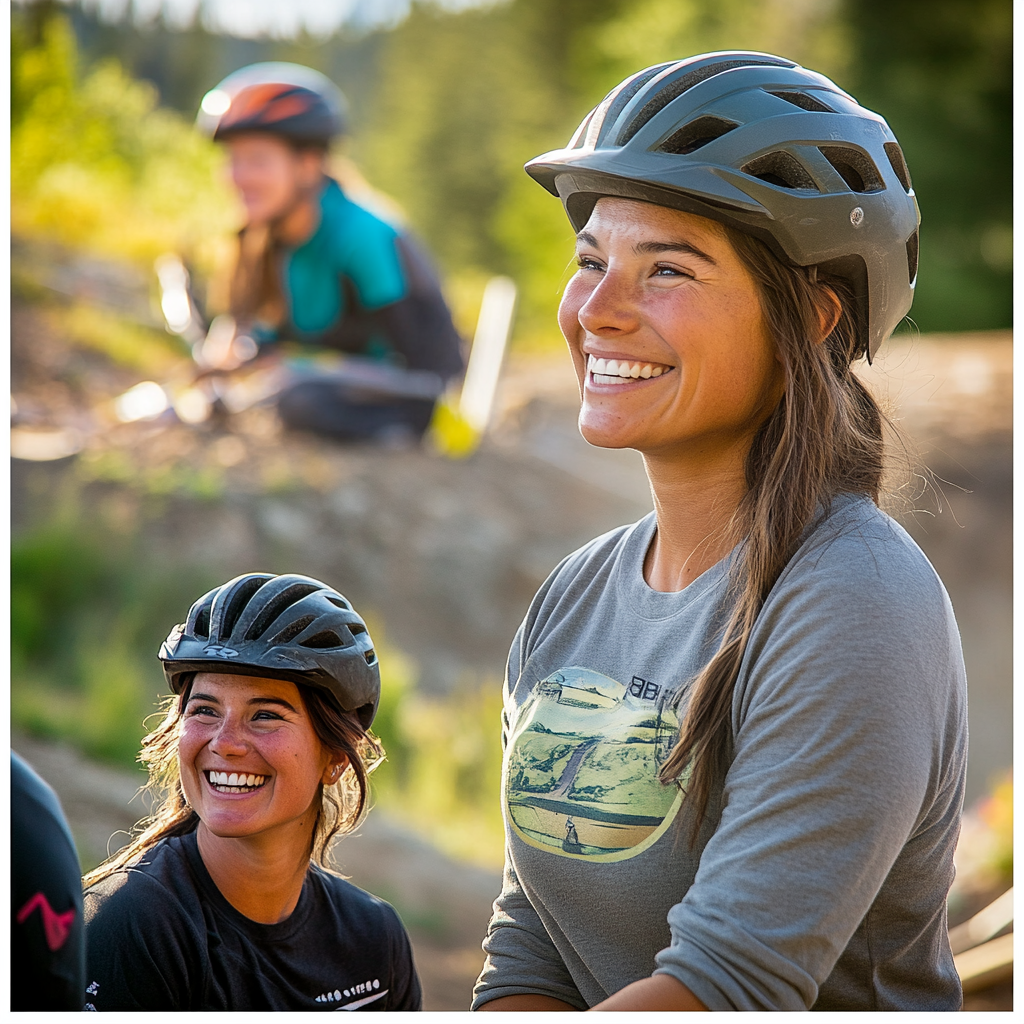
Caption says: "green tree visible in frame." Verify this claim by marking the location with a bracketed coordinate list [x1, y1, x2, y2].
[843, 0, 1011, 332]
[11, 10, 236, 271]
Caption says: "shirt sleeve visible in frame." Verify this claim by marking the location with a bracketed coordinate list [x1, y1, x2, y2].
[10, 755, 86, 1011]
[335, 211, 407, 311]
[84, 873, 206, 1010]
[384, 904, 423, 1010]
[471, 624, 588, 1011]
[652, 524, 967, 1010]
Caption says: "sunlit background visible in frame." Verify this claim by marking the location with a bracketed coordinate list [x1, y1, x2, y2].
[11, 0, 1011, 1009]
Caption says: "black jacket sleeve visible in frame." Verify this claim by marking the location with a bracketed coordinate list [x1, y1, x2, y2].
[10, 754, 87, 1011]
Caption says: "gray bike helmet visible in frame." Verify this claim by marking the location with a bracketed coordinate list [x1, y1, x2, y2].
[525, 51, 920, 361]
[197, 62, 349, 145]
[159, 573, 379, 728]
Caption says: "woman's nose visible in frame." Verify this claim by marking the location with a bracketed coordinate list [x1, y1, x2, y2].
[576, 269, 641, 336]
[209, 716, 249, 756]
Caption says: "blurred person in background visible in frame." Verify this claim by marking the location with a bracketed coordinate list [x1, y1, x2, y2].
[472, 53, 967, 1012]
[196, 63, 464, 443]
[11, 752, 87, 1010]
[81, 573, 421, 1010]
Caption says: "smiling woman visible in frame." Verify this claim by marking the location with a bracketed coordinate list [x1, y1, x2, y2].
[80, 573, 422, 1011]
[472, 52, 967, 1013]
[563, 203, 785, 484]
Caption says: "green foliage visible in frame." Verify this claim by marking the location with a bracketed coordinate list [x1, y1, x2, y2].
[11, 518, 217, 766]
[48, 303, 186, 374]
[371, 662, 506, 867]
[843, 0, 1011, 332]
[11, 13, 237, 273]
[11, 524, 112, 666]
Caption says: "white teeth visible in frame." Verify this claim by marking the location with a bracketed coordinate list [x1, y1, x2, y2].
[207, 770, 266, 789]
[587, 354, 672, 382]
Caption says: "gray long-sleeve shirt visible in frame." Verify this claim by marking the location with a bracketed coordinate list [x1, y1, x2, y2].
[472, 494, 967, 1011]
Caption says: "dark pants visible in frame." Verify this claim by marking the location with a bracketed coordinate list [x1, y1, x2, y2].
[276, 380, 436, 443]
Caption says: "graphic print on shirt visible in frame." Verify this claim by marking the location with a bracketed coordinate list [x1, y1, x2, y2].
[505, 667, 683, 861]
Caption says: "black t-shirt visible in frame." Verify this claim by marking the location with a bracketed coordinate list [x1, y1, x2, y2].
[82, 831, 421, 1010]
[10, 753, 87, 1011]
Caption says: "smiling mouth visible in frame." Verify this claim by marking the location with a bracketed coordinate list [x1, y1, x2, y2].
[587, 354, 675, 385]
[205, 770, 268, 793]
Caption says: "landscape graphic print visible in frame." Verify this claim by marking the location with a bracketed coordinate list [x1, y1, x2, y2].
[505, 667, 683, 861]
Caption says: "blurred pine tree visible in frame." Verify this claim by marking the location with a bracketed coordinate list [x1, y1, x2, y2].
[843, 0, 1011, 332]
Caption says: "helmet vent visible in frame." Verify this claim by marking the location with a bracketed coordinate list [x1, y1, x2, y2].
[299, 629, 344, 650]
[570, 109, 596, 149]
[656, 115, 739, 155]
[597, 62, 675, 145]
[348, 622, 367, 636]
[884, 141, 913, 193]
[364, 648, 377, 665]
[271, 615, 316, 645]
[906, 230, 919, 284]
[768, 90, 834, 114]
[618, 57, 793, 146]
[244, 582, 321, 641]
[193, 606, 211, 639]
[742, 150, 817, 191]
[818, 146, 884, 193]
[221, 576, 270, 639]
[326, 595, 352, 610]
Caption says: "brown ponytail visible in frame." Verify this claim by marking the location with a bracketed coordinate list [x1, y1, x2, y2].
[659, 228, 886, 840]
[229, 221, 287, 329]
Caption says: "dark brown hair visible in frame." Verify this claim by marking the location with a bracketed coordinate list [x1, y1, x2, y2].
[83, 676, 382, 888]
[659, 226, 886, 839]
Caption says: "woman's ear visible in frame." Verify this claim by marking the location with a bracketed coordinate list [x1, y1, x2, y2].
[815, 285, 842, 343]
[322, 755, 349, 786]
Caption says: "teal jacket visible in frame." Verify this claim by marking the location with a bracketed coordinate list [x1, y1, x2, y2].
[259, 178, 463, 378]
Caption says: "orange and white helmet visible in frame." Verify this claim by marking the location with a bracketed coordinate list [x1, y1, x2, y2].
[197, 62, 348, 146]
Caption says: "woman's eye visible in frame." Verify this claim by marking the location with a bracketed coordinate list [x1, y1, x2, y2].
[575, 256, 604, 271]
[653, 264, 692, 278]
[187, 704, 217, 718]
[253, 710, 283, 722]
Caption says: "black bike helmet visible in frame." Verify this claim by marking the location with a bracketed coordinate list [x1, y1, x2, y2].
[197, 62, 349, 146]
[525, 51, 920, 361]
[159, 573, 380, 728]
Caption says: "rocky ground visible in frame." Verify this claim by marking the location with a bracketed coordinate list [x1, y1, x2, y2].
[11, 282, 1012, 1008]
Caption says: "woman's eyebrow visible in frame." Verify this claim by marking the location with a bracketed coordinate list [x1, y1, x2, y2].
[249, 696, 299, 713]
[574, 230, 718, 266]
[187, 692, 220, 705]
[633, 239, 717, 264]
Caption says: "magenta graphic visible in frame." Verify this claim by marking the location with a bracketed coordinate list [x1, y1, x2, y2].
[17, 893, 76, 951]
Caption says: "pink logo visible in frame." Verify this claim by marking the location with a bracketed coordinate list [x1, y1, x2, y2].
[17, 893, 76, 951]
